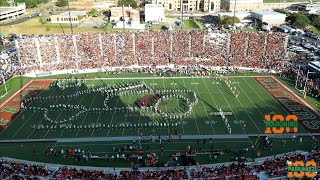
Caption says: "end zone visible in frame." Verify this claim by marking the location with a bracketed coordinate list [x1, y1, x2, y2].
[0, 80, 51, 132]
[254, 76, 320, 133]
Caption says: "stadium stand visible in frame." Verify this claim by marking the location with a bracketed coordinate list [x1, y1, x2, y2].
[1, 149, 319, 179]
[12, 31, 287, 75]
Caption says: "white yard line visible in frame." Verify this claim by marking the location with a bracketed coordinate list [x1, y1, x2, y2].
[190, 77, 215, 134]
[242, 77, 278, 112]
[229, 77, 262, 134]
[252, 77, 312, 133]
[90, 112, 102, 137]
[0, 80, 35, 137]
[75, 86, 101, 138]
[41, 75, 272, 81]
[40, 86, 84, 139]
[106, 88, 120, 137]
[55, 140, 252, 147]
[91, 80, 115, 138]
[182, 78, 201, 135]
[201, 78, 229, 134]
[56, 81, 96, 139]
[41, 92, 81, 139]
[137, 108, 142, 136]
[225, 78, 264, 134]
[10, 82, 55, 139]
[212, 78, 249, 137]
[121, 95, 132, 136]
[0, 80, 33, 109]
[164, 78, 184, 135]
[272, 76, 320, 117]
[243, 77, 310, 132]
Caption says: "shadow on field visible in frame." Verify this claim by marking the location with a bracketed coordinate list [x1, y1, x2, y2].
[1, 76, 319, 142]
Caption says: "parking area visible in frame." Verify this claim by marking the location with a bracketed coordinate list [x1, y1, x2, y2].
[288, 33, 320, 62]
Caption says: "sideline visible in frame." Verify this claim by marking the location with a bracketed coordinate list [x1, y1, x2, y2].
[0, 133, 318, 143]
[0, 150, 307, 172]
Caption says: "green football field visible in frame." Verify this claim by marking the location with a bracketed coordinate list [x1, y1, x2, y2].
[0, 76, 309, 140]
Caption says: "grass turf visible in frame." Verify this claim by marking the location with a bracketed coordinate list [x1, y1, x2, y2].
[183, 20, 200, 29]
[0, 136, 317, 167]
[0, 76, 307, 140]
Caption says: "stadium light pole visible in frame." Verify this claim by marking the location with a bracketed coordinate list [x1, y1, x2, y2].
[122, 0, 125, 31]
[1, 74, 8, 98]
[68, 0, 74, 34]
[303, 70, 315, 98]
[181, 0, 183, 30]
[294, 65, 301, 89]
[232, 0, 237, 28]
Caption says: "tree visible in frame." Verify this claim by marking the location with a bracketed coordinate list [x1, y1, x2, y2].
[220, 15, 240, 27]
[287, 12, 310, 29]
[56, 0, 68, 7]
[77, 15, 83, 21]
[314, 16, 320, 29]
[39, 6, 50, 24]
[0, 0, 8, 6]
[88, 9, 99, 17]
[15, 0, 48, 8]
[273, 9, 290, 16]
[139, 1, 150, 8]
[117, 0, 137, 8]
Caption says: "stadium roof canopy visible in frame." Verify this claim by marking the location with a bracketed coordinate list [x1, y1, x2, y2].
[307, 61, 320, 73]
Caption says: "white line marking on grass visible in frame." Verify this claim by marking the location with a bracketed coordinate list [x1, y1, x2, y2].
[272, 76, 320, 117]
[40, 75, 273, 82]
[54, 140, 252, 147]
[182, 78, 201, 135]
[137, 106, 142, 136]
[212, 78, 250, 138]
[229, 77, 262, 134]
[121, 92, 132, 137]
[11, 83, 58, 139]
[42, 83, 87, 139]
[56, 81, 95, 139]
[0, 80, 34, 137]
[0, 80, 33, 109]
[242, 78, 279, 112]
[106, 92, 120, 137]
[167, 78, 184, 135]
[75, 86, 101, 138]
[256, 76, 313, 133]
[201, 78, 225, 133]
[189, 77, 215, 134]
[90, 112, 102, 138]
[91, 80, 115, 138]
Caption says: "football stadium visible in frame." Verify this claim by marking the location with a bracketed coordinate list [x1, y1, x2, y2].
[0, 31, 319, 179]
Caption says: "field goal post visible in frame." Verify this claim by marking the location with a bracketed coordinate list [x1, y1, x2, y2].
[0, 74, 8, 99]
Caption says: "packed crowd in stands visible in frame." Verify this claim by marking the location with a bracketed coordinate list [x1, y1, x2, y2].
[1, 149, 319, 179]
[0, 48, 17, 86]
[3, 30, 319, 99]
[13, 31, 288, 74]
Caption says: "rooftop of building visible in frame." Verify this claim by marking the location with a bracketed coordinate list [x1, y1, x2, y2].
[145, 4, 165, 8]
[252, 10, 286, 16]
[111, 6, 133, 10]
[0, 6, 24, 12]
[53, 11, 88, 17]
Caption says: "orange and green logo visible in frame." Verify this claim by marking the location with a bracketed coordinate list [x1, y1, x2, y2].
[265, 115, 298, 134]
[287, 161, 317, 178]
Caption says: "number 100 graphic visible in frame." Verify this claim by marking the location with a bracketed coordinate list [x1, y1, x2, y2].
[265, 115, 298, 134]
